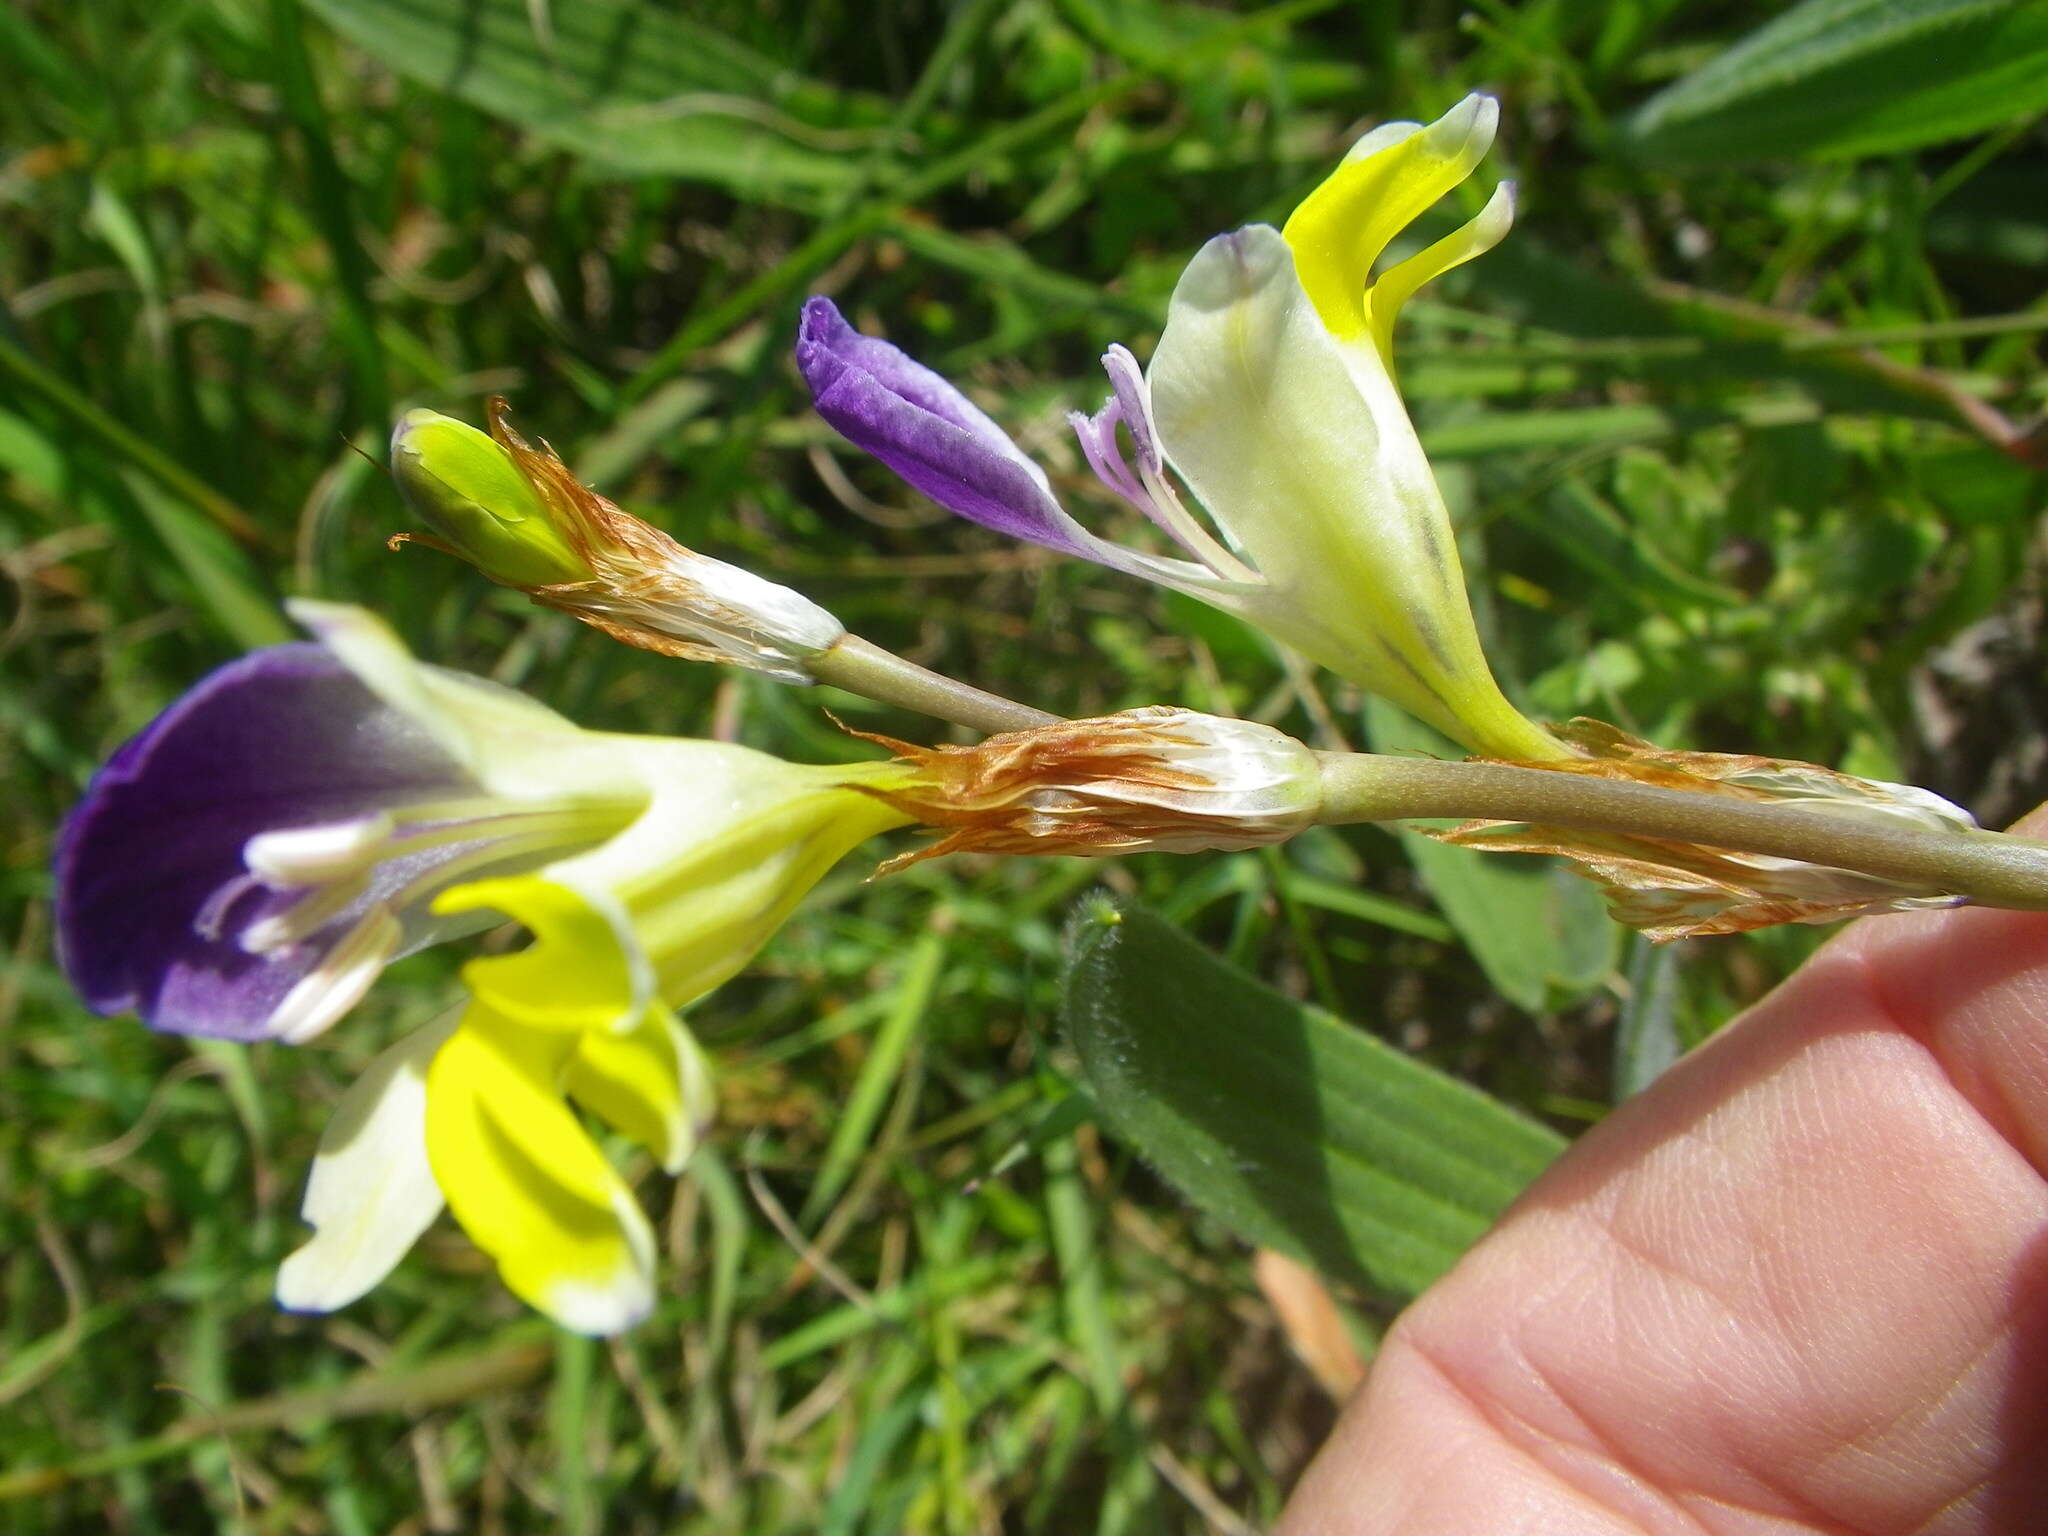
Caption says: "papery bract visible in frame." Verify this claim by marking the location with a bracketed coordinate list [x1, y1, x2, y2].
[863, 707, 1323, 870]
[1435, 719, 1981, 939]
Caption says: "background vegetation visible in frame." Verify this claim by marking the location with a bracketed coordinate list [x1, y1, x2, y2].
[3, 0, 2044, 1529]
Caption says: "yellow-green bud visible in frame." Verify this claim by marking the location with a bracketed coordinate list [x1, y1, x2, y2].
[390, 408, 593, 587]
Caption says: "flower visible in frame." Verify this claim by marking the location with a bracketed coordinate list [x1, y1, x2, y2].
[798, 95, 1564, 763]
[856, 707, 1325, 870]
[1433, 719, 1981, 939]
[391, 401, 845, 683]
[56, 601, 912, 1330]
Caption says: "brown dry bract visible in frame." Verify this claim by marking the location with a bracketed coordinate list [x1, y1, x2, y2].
[848, 717, 1217, 873]
[478, 397, 752, 663]
[1434, 718, 1962, 940]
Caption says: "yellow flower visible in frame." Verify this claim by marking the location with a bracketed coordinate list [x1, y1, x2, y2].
[262, 608, 909, 1330]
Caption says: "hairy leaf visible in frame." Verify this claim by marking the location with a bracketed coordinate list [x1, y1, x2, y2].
[1063, 899, 1565, 1297]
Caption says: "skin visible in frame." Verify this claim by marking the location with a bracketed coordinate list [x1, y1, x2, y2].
[1277, 808, 2048, 1536]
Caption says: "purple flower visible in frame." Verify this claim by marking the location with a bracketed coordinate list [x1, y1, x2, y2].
[53, 601, 912, 1333]
[55, 615, 643, 1044]
[59, 646, 449, 1040]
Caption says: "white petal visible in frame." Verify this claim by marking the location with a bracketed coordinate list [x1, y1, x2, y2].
[275, 1011, 459, 1313]
[1144, 227, 1504, 746]
[284, 600, 634, 804]
[1150, 227, 1450, 606]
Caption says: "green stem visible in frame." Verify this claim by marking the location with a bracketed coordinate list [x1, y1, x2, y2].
[1315, 751, 2048, 912]
[811, 635, 1058, 736]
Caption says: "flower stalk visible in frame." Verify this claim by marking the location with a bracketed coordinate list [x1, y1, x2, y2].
[1315, 751, 2048, 914]
[807, 635, 1058, 736]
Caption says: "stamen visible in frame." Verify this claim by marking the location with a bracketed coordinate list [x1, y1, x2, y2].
[245, 814, 397, 885]
[1069, 400, 1148, 508]
[243, 809, 624, 958]
[380, 818, 622, 920]
[194, 872, 267, 942]
[265, 909, 403, 1044]
[1069, 350, 1261, 585]
[241, 875, 370, 955]
[1101, 346, 1158, 473]
[235, 799, 630, 963]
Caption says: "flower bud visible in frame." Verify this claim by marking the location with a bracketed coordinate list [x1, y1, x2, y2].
[390, 409, 594, 587]
[389, 400, 845, 683]
[861, 707, 1323, 870]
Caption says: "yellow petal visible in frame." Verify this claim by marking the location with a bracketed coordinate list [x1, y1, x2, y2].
[434, 875, 648, 1034]
[425, 1005, 656, 1334]
[566, 1002, 715, 1175]
[549, 760, 911, 1009]
[1364, 181, 1514, 365]
[1281, 94, 1498, 342]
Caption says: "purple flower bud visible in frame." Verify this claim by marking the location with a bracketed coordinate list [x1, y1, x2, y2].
[796, 297, 1100, 560]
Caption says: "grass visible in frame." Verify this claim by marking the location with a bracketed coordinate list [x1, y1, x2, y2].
[3, 0, 2044, 1529]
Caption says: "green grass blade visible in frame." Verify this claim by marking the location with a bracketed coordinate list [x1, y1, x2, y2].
[1624, 0, 2048, 165]
[298, 0, 883, 195]
[800, 926, 945, 1223]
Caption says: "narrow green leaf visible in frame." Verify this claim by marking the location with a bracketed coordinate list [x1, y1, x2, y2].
[1513, 476, 1738, 614]
[549, 1332, 597, 1536]
[1042, 1124, 1154, 1535]
[1274, 871, 1453, 943]
[299, 0, 883, 196]
[686, 1147, 747, 1363]
[85, 180, 163, 309]
[119, 471, 291, 650]
[1062, 899, 1565, 1298]
[270, 0, 390, 428]
[817, 1385, 923, 1536]
[572, 378, 716, 491]
[1363, 699, 1620, 1012]
[1624, 0, 2048, 166]
[801, 927, 944, 1222]
[1615, 935, 1684, 1099]
[0, 336, 265, 546]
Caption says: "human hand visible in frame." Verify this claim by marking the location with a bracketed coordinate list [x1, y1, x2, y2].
[1277, 812, 2048, 1535]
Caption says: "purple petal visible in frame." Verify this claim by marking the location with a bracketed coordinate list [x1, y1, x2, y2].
[1100, 345, 1158, 474]
[796, 296, 1098, 558]
[55, 645, 474, 1039]
[1066, 348, 1218, 564]
[1069, 399, 1147, 508]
